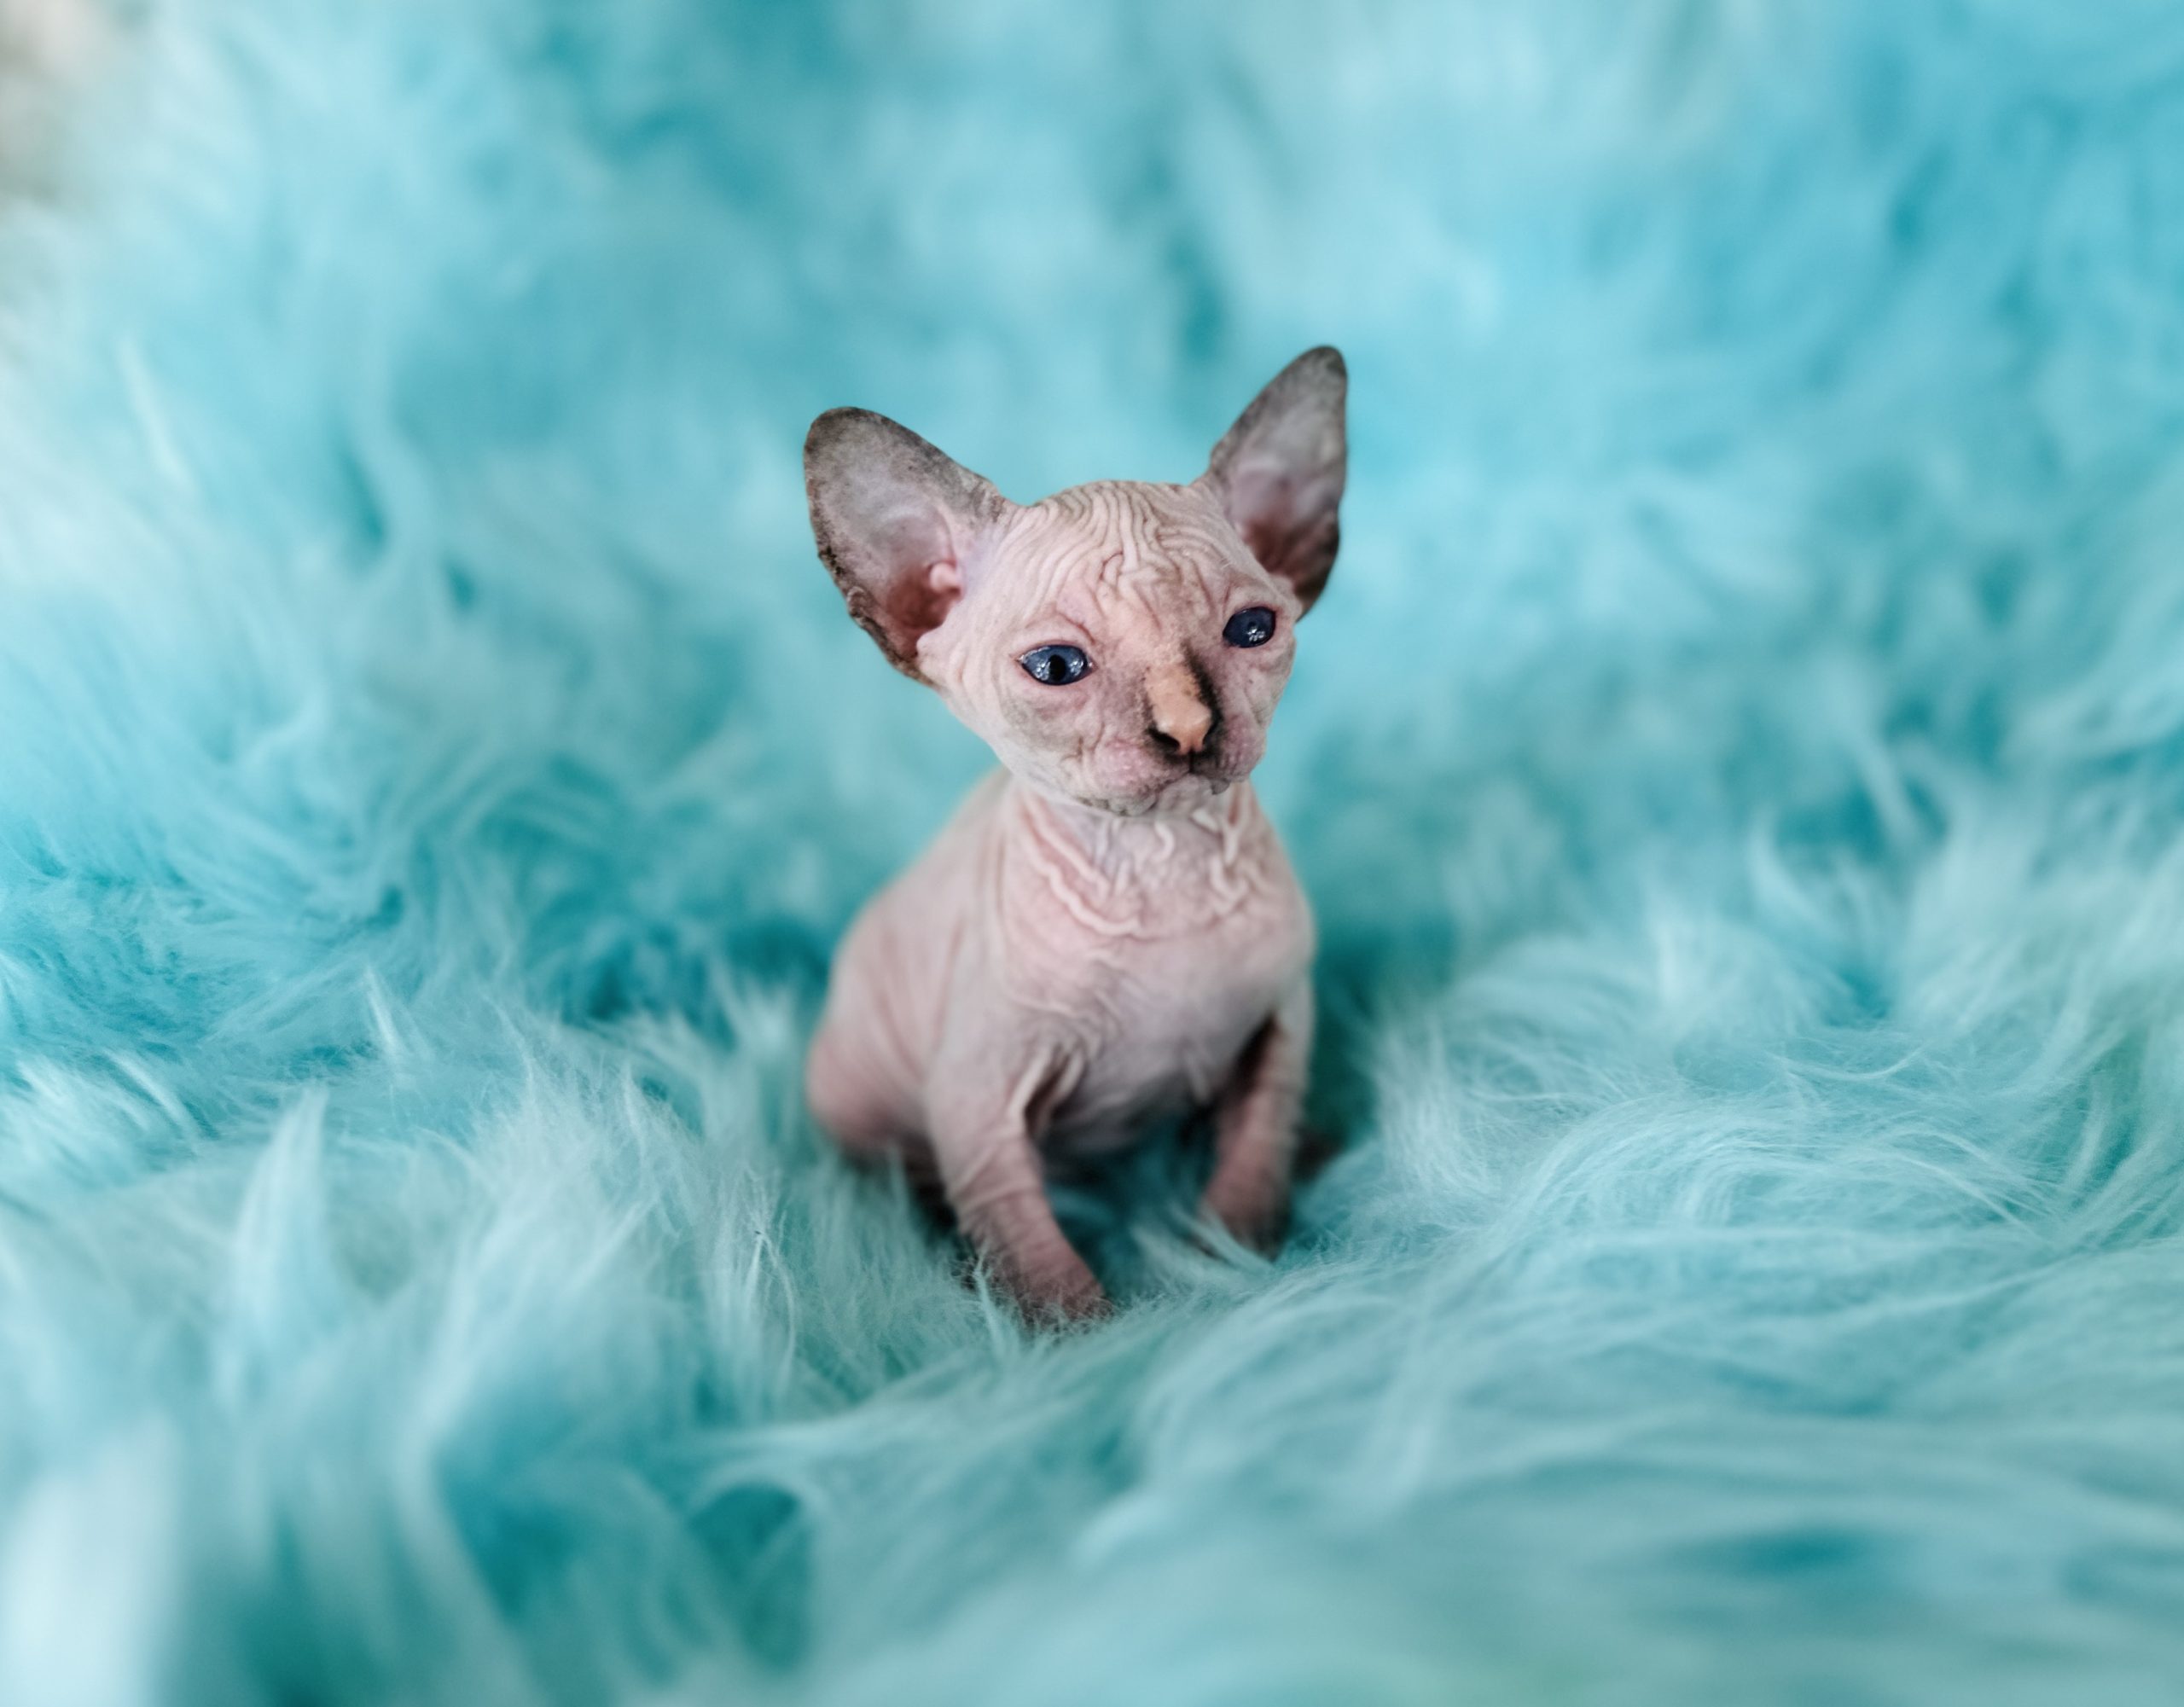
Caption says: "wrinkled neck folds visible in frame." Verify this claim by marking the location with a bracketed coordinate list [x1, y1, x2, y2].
[1004, 780, 1272, 937]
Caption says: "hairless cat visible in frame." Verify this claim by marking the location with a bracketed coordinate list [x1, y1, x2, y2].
[802, 348, 1345, 1317]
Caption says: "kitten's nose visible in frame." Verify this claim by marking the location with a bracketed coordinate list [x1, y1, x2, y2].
[1146, 660, 1215, 758]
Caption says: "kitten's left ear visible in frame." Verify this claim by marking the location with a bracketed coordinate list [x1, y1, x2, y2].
[1200, 345, 1347, 612]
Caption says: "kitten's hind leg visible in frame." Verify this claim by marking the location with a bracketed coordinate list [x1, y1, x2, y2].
[1201, 984, 1314, 1252]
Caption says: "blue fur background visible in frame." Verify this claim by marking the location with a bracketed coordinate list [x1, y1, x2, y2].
[5, 1, 2184, 1700]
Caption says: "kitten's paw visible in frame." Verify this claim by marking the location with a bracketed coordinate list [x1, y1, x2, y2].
[1198, 1184, 1292, 1257]
[985, 1251, 1110, 1324]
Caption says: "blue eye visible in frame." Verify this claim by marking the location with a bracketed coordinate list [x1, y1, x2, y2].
[1019, 644, 1090, 686]
[1223, 607, 1276, 648]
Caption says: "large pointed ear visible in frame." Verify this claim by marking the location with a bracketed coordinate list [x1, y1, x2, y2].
[804, 408, 1009, 679]
[1201, 346, 1347, 612]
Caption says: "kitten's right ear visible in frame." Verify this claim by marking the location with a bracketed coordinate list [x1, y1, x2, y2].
[804, 409, 1008, 680]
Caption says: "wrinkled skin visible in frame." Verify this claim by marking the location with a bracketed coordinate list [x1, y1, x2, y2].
[802, 348, 1345, 1317]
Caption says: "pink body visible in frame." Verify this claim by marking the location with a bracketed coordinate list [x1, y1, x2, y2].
[802, 350, 1347, 1315]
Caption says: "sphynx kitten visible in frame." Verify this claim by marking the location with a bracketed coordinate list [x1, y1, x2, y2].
[803, 348, 1345, 1317]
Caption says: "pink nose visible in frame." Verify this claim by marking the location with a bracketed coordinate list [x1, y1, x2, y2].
[1147, 662, 1214, 757]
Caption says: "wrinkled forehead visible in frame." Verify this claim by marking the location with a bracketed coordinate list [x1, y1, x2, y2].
[990, 481, 1258, 624]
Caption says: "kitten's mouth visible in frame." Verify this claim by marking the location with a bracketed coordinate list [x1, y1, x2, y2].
[1105, 766, 1242, 816]
[1064, 746, 1258, 816]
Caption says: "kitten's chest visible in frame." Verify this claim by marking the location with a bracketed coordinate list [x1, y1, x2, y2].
[991, 804, 1312, 1139]
[1072, 901, 1306, 1123]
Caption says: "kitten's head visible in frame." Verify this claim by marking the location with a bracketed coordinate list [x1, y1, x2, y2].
[804, 348, 1345, 817]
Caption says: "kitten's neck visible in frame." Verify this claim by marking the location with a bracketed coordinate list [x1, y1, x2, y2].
[1002, 776, 1272, 926]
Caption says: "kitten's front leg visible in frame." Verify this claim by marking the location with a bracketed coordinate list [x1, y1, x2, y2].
[931, 1054, 1106, 1320]
[1201, 984, 1314, 1251]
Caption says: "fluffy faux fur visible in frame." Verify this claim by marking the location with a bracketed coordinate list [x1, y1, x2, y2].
[3, 2, 2184, 1702]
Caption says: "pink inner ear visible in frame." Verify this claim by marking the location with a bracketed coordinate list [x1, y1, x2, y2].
[1228, 466, 1306, 566]
[881, 560, 958, 644]
[863, 507, 967, 650]
[1221, 456, 1340, 609]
